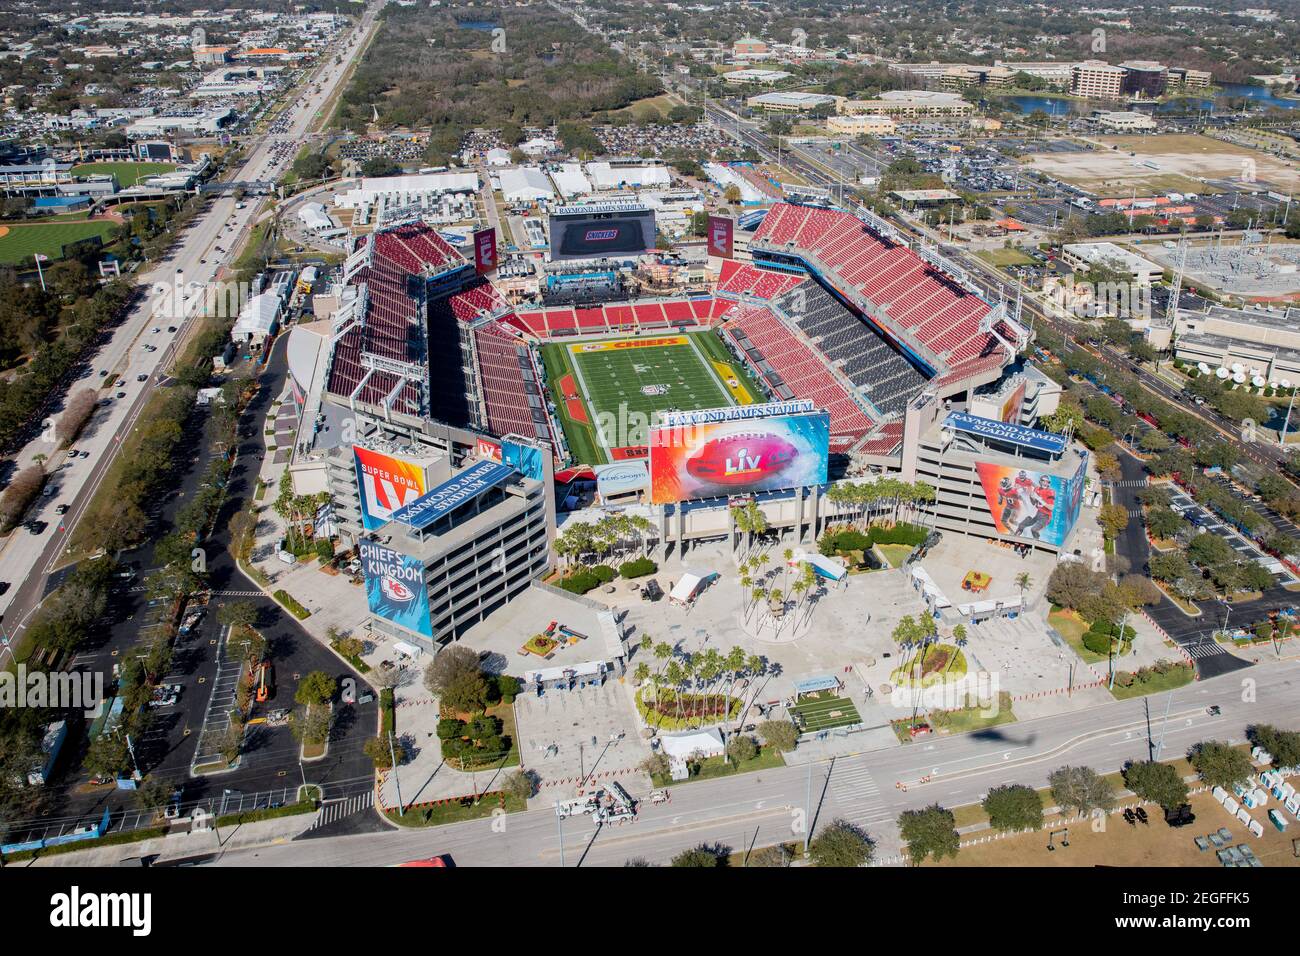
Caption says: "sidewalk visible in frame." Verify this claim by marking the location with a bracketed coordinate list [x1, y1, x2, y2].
[25, 810, 321, 868]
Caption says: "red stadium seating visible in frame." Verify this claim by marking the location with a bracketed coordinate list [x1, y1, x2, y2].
[751, 203, 1007, 374]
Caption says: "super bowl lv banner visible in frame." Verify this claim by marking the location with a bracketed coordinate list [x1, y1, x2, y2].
[707, 214, 734, 259]
[473, 227, 498, 273]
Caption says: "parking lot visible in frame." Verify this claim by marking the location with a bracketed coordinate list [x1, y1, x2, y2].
[1167, 490, 1297, 585]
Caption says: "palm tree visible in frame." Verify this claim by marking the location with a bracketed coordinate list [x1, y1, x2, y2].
[663, 659, 685, 725]
[1014, 571, 1032, 603]
[740, 574, 752, 609]
[782, 547, 794, 595]
[949, 624, 968, 674]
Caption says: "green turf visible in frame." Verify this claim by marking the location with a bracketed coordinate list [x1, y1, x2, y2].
[542, 331, 743, 466]
[790, 693, 863, 732]
[70, 161, 177, 185]
[0, 220, 118, 265]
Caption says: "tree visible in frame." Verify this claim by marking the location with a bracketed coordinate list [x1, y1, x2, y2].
[1049, 765, 1115, 816]
[758, 719, 798, 752]
[1138, 429, 1170, 453]
[56, 388, 98, 446]
[441, 669, 490, 715]
[640, 752, 670, 778]
[671, 845, 723, 867]
[809, 818, 874, 867]
[1098, 503, 1129, 539]
[725, 733, 758, 765]
[295, 670, 336, 708]
[0, 464, 45, 531]
[1122, 760, 1188, 810]
[218, 600, 259, 631]
[1045, 562, 1109, 612]
[982, 784, 1044, 832]
[1014, 572, 1032, 600]
[423, 644, 482, 697]
[1187, 532, 1236, 570]
[84, 735, 131, 780]
[899, 804, 959, 864]
[363, 736, 394, 770]
[1247, 725, 1300, 768]
[502, 769, 538, 801]
[1189, 741, 1252, 790]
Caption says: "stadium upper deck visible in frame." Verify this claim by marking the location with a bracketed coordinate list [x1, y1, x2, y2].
[321, 205, 1020, 465]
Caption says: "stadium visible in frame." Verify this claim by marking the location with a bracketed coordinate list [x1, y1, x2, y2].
[309, 198, 1054, 564]
[320, 201, 1024, 464]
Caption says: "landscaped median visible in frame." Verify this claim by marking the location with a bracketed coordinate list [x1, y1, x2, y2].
[273, 589, 312, 619]
[383, 792, 526, 827]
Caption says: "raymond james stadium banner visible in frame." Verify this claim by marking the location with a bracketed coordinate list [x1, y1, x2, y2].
[360, 541, 432, 639]
[976, 457, 1086, 547]
[353, 447, 430, 531]
[649, 410, 829, 504]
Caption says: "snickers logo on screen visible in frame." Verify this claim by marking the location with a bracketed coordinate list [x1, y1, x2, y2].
[585, 228, 619, 241]
[707, 215, 733, 259]
[473, 227, 498, 273]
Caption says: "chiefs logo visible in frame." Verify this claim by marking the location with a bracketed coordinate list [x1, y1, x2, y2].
[380, 576, 415, 603]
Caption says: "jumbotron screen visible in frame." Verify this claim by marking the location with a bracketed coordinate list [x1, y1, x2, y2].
[548, 202, 655, 262]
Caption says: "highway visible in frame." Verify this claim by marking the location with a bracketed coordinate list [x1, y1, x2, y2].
[0, 1, 383, 662]
[204, 662, 1299, 866]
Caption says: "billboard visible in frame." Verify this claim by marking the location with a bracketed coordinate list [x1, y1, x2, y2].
[549, 205, 655, 262]
[473, 227, 498, 273]
[353, 447, 431, 531]
[975, 457, 1086, 547]
[390, 460, 517, 531]
[999, 381, 1026, 424]
[707, 214, 734, 259]
[360, 541, 432, 639]
[649, 411, 830, 504]
[502, 438, 545, 482]
[945, 412, 1068, 456]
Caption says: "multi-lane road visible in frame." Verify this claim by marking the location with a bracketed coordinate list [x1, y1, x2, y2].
[0, 1, 382, 663]
[201, 663, 1298, 867]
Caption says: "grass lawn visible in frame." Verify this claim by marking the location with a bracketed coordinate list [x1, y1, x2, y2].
[1109, 662, 1196, 700]
[876, 543, 915, 569]
[890, 644, 968, 687]
[446, 703, 521, 771]
[977, 248, 1034, 267]
[790, 692, 863, 732]
[1049, 606, 1134, 664]
[384, 792, 526, 827]
[71, 161, 177, 184]
[650, 746, 785, 788]
[0, 219, 118, 264]
[931, 691, 1017, 735]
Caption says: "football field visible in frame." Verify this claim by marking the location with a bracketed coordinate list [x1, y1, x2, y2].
[540, 331, 760, 465]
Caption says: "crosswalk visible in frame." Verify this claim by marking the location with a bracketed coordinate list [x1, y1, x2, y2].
[310, 790, 375, 829]
[1112, 479, 1150, 488]
[1184, 640, 1229, 660]
[825, 761, 893, 827]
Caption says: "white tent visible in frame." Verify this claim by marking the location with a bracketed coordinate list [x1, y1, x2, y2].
[498, 165, 554, 202]
[658, 727, 725, 779]
[669, 569, 712, 607]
